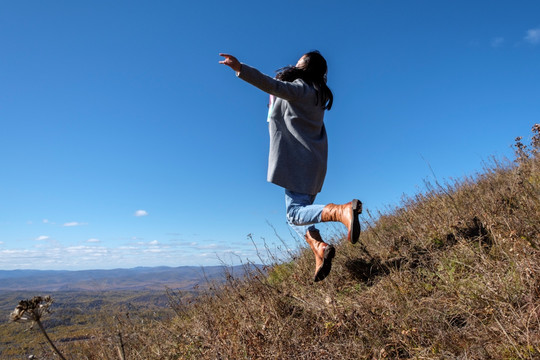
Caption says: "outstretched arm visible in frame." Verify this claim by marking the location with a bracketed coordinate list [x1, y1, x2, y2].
[218, 53, 307, 102]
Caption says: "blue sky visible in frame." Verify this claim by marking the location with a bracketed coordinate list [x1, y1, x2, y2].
[1, 1, 539, 270]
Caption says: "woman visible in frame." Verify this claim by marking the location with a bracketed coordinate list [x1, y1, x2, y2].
[219, 51, 362, 282]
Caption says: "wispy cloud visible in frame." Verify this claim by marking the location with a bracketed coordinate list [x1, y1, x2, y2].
[87, 238, 100, 243]
[524, 28, 540, 44]
[143, 248, 164, 253]
[1, 249, 32, 255]
[149, 240, 159, 245]
[199, 243, 218, 249]
[43, 219, 49, 224]
[134, 210, 148, 217]
[490, 37, 504, 48]
[35, 235, 50, 241]
[63, 221, 87, 227]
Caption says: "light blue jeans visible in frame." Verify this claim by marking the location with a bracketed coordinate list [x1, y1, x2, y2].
[285, 190, 325, 238]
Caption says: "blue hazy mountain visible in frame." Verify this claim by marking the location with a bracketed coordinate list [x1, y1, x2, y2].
[0, 265, 258, 291]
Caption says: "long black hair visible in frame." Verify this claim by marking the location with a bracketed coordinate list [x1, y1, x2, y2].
[276, 50, 333, 110]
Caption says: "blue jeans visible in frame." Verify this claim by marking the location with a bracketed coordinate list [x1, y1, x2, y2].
[285, 190, 325, 238]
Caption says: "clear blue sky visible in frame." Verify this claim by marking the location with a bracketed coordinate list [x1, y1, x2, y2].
[1, 1, 539, 270]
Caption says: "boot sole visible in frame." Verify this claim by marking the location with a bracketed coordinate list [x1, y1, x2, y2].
[350, 199, 362, 244]
[314, 245, 335, 282]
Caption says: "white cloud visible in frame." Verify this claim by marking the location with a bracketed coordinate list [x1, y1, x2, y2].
[149, 240, 159, 245]
[43, 219, 49, 224]
[63, 221, 87, 227]
[134, 210, 148, 217]
[35, 235, 50, 241]
[490, 37, 504, 48]
[525, 28, 540, 44]
[87, 238, 100, 243]
[0, 241, 4, 245]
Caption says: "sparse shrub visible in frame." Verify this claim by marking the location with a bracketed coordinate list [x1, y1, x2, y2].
[266, 261, 296, 285]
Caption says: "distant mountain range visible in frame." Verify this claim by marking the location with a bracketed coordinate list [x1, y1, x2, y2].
[0, 265, 259, 291]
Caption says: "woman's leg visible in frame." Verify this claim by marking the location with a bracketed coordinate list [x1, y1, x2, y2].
[285, 189, 363, 244]
[284, 190, 325, 238]
[285, 189, 334, 282]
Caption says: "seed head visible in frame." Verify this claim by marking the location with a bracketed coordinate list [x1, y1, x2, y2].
[10, 296, 54, 323]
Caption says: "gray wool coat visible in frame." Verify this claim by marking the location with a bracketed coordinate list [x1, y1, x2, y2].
[237, 63, 328, 195]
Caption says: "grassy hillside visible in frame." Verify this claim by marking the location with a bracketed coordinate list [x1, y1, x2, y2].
[9, 125, 540, 359]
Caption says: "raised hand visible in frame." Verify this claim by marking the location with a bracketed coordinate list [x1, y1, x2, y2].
[219, 53, 241, 72]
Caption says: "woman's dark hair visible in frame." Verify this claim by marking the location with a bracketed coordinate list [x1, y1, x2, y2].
[276, 50, 333, 110]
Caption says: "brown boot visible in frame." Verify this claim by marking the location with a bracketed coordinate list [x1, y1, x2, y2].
[321, 199, 362, 244]
[305, 229, 335, 282]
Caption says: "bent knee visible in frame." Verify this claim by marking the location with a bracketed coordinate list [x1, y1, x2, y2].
[286, 206, 300, 225]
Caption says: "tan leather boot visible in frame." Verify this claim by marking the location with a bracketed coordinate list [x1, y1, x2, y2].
[305, 229, 335, 282]
[321, 199, 362, 244]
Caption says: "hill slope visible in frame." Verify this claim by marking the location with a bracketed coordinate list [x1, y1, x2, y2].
[12, 126, 540, 359]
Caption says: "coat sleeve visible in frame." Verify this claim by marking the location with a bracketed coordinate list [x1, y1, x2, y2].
[236, 63, 308, 102]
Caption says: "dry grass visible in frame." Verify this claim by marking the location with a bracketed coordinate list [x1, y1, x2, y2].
[45, 125, 540, 359]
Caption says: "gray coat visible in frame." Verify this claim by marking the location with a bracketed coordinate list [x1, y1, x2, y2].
[237, 64, 328, 195]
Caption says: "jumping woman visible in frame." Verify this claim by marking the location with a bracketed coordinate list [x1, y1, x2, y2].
[219, 51, 362, 282]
